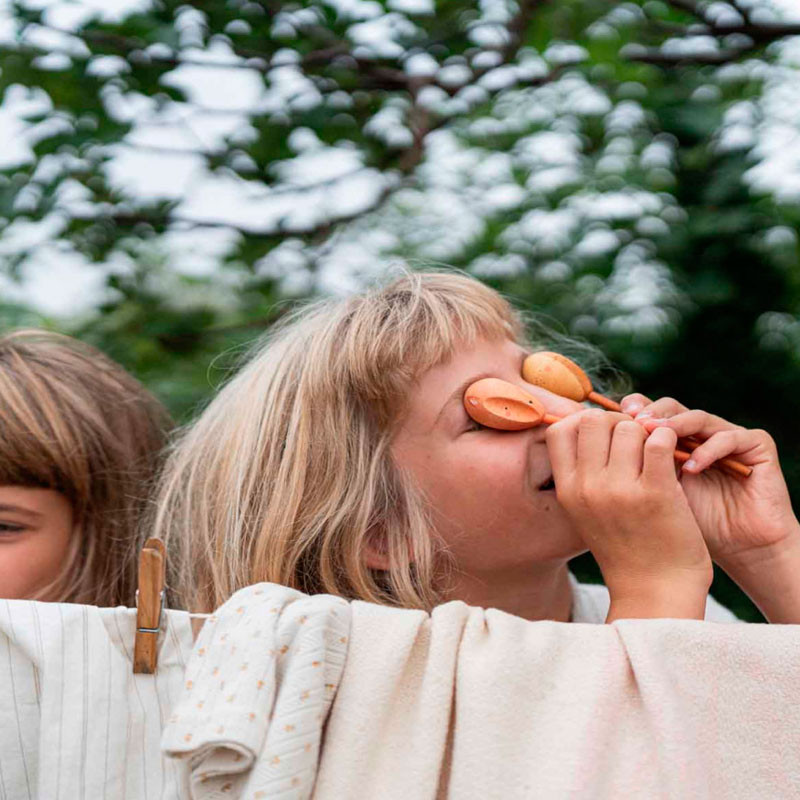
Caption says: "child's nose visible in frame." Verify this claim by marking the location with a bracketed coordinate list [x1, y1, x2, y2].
[519, 381, 586, 419]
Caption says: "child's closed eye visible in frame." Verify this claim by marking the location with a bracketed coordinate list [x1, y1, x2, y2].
[465, 419, 491, 432]
[0, 522, 26, 535]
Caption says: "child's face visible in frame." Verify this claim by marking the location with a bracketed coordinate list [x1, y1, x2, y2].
[0, 485, 75, 600]
[391, 336, 589, 577]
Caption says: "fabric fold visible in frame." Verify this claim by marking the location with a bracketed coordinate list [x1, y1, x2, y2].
[161, 584, 350, 799]
[313, 602, 800, 800]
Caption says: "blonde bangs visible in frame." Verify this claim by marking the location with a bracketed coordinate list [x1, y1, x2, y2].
[335, 270, 525, 425]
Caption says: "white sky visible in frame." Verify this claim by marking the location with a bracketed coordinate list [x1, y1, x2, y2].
[0, 0, 798, 318]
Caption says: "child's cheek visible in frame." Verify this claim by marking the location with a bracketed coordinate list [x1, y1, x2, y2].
[468, 440, 528, 488]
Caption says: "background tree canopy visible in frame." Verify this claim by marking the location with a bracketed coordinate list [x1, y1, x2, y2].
[2, 0, 800, 619]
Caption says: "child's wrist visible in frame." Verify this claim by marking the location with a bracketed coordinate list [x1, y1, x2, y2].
[715, 522, 800, 575]
[605, 572, 712, 622]
[717, 528, 800, 623]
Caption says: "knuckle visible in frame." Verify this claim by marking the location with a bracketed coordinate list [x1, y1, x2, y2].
[751, 428, 772, 443]
[604, 485, 635, 509]
[713, 430, 737, 446]
[645, 428, 677, 451]
[548, 415, 576, 436]
[615, 419, 644, 436]
[649, 397, 686, 416]
[574, 483, 602, 509]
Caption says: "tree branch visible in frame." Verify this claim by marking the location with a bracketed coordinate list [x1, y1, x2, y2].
[627, 0, 800, 66]
[68, 179, 399, 242]
[626, 45, 751, 65]
[17, 22, 346, 74]
[662, 0, 713, 24]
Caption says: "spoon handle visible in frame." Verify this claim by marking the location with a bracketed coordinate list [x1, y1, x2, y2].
[586, 392, 751, 476]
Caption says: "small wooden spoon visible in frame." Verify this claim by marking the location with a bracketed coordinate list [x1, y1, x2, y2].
[522, 351, 620, 411]
[521, 352, 752, 478]
[464, 378, 751, 477]
[464, 378, 560, 430]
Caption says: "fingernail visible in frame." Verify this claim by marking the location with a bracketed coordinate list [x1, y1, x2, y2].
[625, 402, 643, 414]
[634, 411, 652, 420]
[684, 459, 698, 471]
[647, 417, 670, 425]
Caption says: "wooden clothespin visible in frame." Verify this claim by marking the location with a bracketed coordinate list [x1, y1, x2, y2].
[133, 537, 166, 674]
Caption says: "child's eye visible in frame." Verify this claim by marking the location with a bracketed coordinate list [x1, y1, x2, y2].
[465, 419, 490, 432]
[0, 523, 25, 534]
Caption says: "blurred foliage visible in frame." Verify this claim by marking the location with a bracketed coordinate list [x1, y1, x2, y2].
[3, 0, 800, 620]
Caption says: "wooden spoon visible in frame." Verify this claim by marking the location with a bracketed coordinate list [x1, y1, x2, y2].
[464, 378, 560, 430]
[464, 378, 751, 477]
[521, 352, 752, 478]
[522, 351, 620, 411]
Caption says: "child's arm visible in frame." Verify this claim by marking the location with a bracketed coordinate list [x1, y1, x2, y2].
[717, 535, 800, 624]
[546, 410, 714, 623]
[622, 394, 800, 624]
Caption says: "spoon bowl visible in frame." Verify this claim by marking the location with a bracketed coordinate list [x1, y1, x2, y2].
[464, 378, 558, 430]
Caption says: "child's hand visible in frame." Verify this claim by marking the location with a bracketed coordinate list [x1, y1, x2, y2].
[546, 409, 713, 619]
[618, 393, 800, 623]
[620, 394, 800, 569]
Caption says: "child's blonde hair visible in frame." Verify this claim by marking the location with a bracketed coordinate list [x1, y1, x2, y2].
[153, 270, 601, 612]
[0, 329, 171, 605]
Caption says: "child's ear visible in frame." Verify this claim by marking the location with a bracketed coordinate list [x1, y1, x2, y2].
[362, 529, 414, 572]
[363, 529, 392, 571]
[363, 543, 392, 571]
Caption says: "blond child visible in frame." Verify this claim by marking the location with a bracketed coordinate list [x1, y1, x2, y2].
[0, 330, 171, 605]
[152, 271, 800, 624]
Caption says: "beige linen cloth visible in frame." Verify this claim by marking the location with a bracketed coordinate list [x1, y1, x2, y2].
[164, 579, 800, 800]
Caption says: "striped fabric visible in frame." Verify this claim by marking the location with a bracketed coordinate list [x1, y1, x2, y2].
[0, 599, 194, 800]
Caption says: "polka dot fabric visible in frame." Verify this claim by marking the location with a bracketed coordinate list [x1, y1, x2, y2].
[162, 584, 350, 799]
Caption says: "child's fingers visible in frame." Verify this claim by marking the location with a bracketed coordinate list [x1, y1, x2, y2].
[641, 408, 742, 439]
[641, 426, 680, 486]
[545, 415, 580, 479]
[607, 420, 647, 482]
[680, 428, 773, 474]
[620, 393, 652, 417]
[576, 410, 620, 475]
[631, 395, 689, 421]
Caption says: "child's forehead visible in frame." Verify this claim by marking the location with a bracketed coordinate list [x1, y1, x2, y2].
[394, 338, 529, 437]
[438, 336, 527, 371]
[413, 337, 528, 401]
